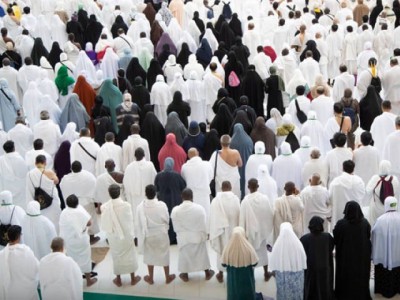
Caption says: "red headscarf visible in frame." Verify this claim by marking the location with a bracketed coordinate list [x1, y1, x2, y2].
[73, 75, 96, 134]
[158, 133, 187, 172]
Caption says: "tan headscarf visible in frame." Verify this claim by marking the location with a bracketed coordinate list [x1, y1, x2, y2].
[221, 227, 258, 268]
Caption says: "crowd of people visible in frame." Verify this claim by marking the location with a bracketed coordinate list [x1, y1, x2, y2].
[1, 0, 400, 299]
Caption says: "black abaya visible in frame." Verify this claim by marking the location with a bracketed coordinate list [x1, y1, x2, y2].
[265, 75, 285, 118]
[146, 59, 164, 91]
[333, 202, 372, 300]
[126, 57, 147, 87]
[130, 77, 151, 112]
[359, 85, 382, 131]
[241, 69, 266, 117]
[210, 103, 234, 137]
[154, 168, 186, 244]
[141, 112, 166, 171]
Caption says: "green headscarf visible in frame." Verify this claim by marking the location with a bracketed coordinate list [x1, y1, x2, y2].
[55, 66, 75, 96]
[99, 79, 123, 133]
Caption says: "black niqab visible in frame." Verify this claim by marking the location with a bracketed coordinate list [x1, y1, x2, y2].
[48, 42, 63, 69]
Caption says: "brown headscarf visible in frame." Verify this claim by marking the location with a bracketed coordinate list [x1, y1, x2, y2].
[250, 117, 276, 159]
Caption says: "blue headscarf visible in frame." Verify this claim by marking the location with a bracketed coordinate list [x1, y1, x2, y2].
[164, 157, 175, 171]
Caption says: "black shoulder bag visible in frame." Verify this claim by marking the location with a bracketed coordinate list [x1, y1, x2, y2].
[0, 206, 15, 246]
[30, 171, 53, 210]
[294, 99, 307, 124]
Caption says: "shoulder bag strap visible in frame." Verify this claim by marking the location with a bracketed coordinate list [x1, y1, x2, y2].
[213, 150, 218, 180]
[60, 62, 74, 73]
[78, 142, 96, 161]
[119, 35, 132, 48]
[339, 116, 344, 132]
[294, 98, 301, 112]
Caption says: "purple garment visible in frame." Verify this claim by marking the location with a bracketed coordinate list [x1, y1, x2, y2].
[155, 32, 177, 57]
[86, 50, 98, 65]
[53, 141, 71, 181]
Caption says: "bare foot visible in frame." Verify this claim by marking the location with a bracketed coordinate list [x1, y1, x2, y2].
[113, 277, 122, 287]
[131, 275, 141, 285]
[87, 278, 98, 287]
[144, 275, 154, 285]
[205, 269, 215, 281]
[264, 272, 273, 282]
[179, 273, 189, 282]
[216, 272, 223, 283]
[166, 274, 176, 284]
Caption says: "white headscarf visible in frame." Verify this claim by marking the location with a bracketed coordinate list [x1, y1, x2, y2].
[254, 141, 266, 154]
[379, 160, 392, 176]
[300, 136, 311, 148]
[280, 142, 292, 155]
[221, 226, 259, 268]
[26, 201, 41, 216]
[74, 51, 97, 84]
[170, 73, 189, 100]
[269, 222, 307, 272]
[0, 191, 13, 205]
[61, 122, 79, 143]
[100, 48, 120, 80]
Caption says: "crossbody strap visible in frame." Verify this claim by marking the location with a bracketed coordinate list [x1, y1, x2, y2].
[78, 142, 96, 160]
[339, 116, 344, 132]
[9, 206, 15, 224]
[119, 35, 132, 48]
[213, 150, 219, 180]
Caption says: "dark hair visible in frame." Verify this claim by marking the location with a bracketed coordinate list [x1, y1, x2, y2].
[333, 132, 347, 147]
[66, 194, 79, 208]
[382, 100, 392, 110]
[80, 128, 90, 137]
[3, 140, 14, 153]
[23, 6, 30, 14]
[296, 85, 305, 95]
[181, 188, 193, 200]
[339, 65, 347, 73]
[105, 132, 115, 142]
[71, 160, 82, 173]
[360, 131, 373, 146]
[7, 225, 22, 242]
[134, 147, 145, 160]
[35, 154, 46, 164]
[108, 184, 121, 199]
[333, 102, 344, 114]
[394, 48, 400, 57]
[362, 15, 369, 22]
[343, 160, 355, 173]
[33, 139, 44, 150]
[346, 26, 353, 32]
[331, 24, 338, 32]
[145, 184, 156, 199]
[24, 57, 33, 65]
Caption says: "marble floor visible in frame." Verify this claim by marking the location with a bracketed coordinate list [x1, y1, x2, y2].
[85, 232, 400, 300]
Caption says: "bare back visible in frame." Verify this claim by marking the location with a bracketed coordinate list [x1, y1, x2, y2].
[220, 147, 243, 167]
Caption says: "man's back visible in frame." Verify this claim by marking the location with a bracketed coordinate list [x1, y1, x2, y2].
[39, 252, 82, 300]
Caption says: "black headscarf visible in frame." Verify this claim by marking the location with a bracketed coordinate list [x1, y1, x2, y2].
[308, 216, 325, 234]
[215, 14, 226, 33]
[48, 42, 63, 69]
[229, 13, 243, 37]
[203, 129, 221, 160]
[130, 76, 151, 111]
[214, 42, 228, 62]
[147, 59, 164, 91]
[193, 11, 205, 34]
[85, 14, 103, 46]
[393, 0, 400, 27]
[219, 22, 236, 49]
[91, 95, 111, 119]
[77, 9, 89, 30]
[359, 85, 382, 131]
[141, 111, 166, 171]
[116, 114, 136, 146]
[31, 38, 49, 66]
[167, 91, 191, 128]
[230, 110, 252, 135]
[126, 57, 147, 86]
[111, 15, 129, 38]
[230, 37, 250, 70]
[210, 103, 233, 136]
[177, 43, 192, 68]
[300, 40, 321, 62]
[343, 201, 364, 224]
[66, 17, 85, 48]
[53, 140, 71, 181]
[241, 65, 266, 117]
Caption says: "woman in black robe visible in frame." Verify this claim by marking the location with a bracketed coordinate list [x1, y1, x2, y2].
[146, 59, 164, 91]
[393, 0, 400, 28]
[241, 65, 266, 117]
[154, 157, 186, 244]
[112, 69, 131, 94]
[48, 42, 63, 69]
[229, 13, 243, 37]
[219, 22, 236, 50]
[66, 15, 85, 48]
[224, 51, 244, 105]
[141, 111, 165, 171]
[300, 216, 335, 300]
[176, 42, 192, 68]
[116, 115, 135, 146]
[300, 40, 321, 62]
[214, 14, 226, 33]
[126, 57, 147, 87]
[333, 201, 372, 300]
[166, 91, 191, 128]
[77, 9, 89, 31]
[202, 129, 221, 160]
[31, 38, 49, 66]
[230, 37, 250, 71]
[196, 38, 213, 68]
[111, 15, 128, 38]
[359, 85, 382, 131]
[210, 103, 233, 137]
[130, 76, 150, 112]
[370, 0, 383, 28]
[212, 87, 237, 114]
[193, 11, 205, 34]
[85, 14, 103, 46]
[54, 140, 71, 209]
[265, 66, 285, 119]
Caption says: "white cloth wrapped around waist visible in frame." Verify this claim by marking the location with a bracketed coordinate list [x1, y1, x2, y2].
[176, 231, 207, 249]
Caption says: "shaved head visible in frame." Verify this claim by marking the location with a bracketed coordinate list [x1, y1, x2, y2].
[310, 173, 321, 186]
[220, 135, 231, 147]
[188, 148, 199, 159]
[221, 181, 232, 191]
